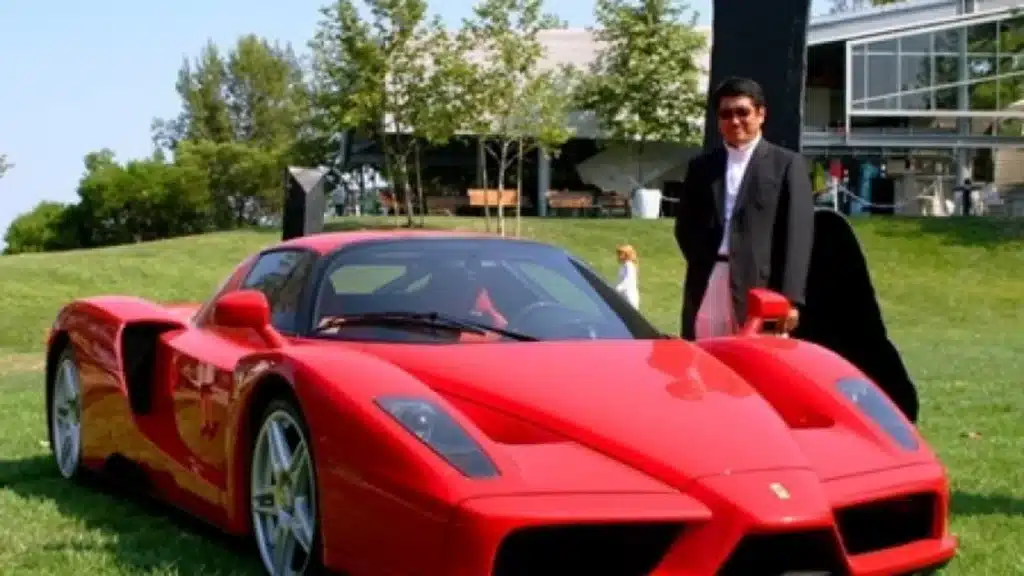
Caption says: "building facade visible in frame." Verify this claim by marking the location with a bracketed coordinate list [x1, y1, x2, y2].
[577, 0, 1024, 216]
[802, 0, 1024, 216]
[361, 0, 1024, 217]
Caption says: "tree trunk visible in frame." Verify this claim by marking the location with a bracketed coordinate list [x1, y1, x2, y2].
[516, 138, 524, 237]
[357, 165, 366, 217]
[402, 160, 414, 228]
[382, 139, 400, 226]
[636, 139, 644, 188]
[414, 142, 424, 227]
[633, 139, 647, 218]
[478, 137, 491, 232]
[496, 141, 509, 237]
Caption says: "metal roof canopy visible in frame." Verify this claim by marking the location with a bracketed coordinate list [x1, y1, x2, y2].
[807, 0, 1016, 46]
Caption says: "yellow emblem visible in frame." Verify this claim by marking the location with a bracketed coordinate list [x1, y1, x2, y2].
[770, 482, 791, 500]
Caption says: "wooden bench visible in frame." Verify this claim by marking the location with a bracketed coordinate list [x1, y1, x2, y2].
[547, 190, 600, 217]
[467, 188, 533, 210]
[378, 191, 405, 214]
[548, 191, 594, 209]
[597, 192, 631, 217]
[424, 195, 467, 216]
[546, 190, 632, 217]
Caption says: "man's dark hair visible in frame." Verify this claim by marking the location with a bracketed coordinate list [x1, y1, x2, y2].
[712, 77, 766, 110]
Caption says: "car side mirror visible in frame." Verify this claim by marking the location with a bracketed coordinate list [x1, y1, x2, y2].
[213, 290, 286, 347]
[740, 288, 792, 337]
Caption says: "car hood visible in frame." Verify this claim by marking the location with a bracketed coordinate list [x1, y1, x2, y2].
[355, 339, 815, 488]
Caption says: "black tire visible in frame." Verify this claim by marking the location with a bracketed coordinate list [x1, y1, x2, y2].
[249, 395, 325, 575]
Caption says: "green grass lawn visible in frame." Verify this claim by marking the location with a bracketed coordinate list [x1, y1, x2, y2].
[0, 215, 1022, 574]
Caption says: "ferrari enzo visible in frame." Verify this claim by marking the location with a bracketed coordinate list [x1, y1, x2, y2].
[45, 230, 956, 575]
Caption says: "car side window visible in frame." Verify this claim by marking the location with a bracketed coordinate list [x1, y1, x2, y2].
[241, 249, 316, 334]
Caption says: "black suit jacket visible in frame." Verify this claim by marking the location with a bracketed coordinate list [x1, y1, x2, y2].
[674, 139, 814, 339]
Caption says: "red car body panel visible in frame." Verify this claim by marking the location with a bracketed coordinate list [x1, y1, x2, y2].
[45, 231, 957, 575]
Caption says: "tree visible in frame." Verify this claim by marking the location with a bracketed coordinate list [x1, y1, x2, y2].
[576, 0, 706, 191]
[149, 35, 310, 228]
[226, 35, 311, 151]
[2, 201, 72, 254]
[463, 0, 576, 236]
[71, 150, 214, 247]
[0, 153, 10, 179]
[406, 25, 476, 225]
[305, 0, 376, 209]
[153, 35, 310, 154]
[509, 69, 578, 235]
[310, 0, 438, 227]
[383, 10, 448, 225]
[174, 140, 285, 228]
[152, 42, 233, 148]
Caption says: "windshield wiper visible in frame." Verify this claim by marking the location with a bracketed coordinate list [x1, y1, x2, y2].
[312, 311, 538, 341]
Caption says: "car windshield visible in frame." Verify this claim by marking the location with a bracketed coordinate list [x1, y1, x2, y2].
[311, 238, 662, 343]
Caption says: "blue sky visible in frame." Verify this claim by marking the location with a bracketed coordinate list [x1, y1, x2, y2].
[0, 0, 831, 239]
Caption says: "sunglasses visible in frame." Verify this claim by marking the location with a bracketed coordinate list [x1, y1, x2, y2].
[717, 106, 754, 120]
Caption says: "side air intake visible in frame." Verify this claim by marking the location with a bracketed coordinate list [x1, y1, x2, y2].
[121, 322, 180, 414]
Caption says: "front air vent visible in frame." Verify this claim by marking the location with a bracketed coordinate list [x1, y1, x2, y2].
[718, 530, 848, 575]
[835, 492, 936, 555]
[492, 523, 682, 576]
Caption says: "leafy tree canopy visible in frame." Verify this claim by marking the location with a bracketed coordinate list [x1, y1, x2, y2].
[576, 0, 707, 148]
[153, 35, 310, 155]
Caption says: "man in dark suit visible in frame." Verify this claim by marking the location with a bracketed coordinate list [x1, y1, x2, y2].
[675, 77, 815, 339]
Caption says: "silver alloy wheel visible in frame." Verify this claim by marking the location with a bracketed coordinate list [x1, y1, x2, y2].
[51, 356, 82, 479]
[251, 407, 317, 576]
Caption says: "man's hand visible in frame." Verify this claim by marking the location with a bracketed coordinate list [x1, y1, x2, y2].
[780, 307, 800, 336]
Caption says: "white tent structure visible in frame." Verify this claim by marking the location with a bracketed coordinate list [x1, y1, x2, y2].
[574, 142, 700, 196]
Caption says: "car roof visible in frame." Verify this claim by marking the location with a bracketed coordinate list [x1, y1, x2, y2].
[276, 229, 506, 255]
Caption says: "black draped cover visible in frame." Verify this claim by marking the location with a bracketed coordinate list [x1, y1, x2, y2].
[792, 210, 920, 423]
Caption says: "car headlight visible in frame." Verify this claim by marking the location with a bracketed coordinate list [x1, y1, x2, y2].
[836, 377, 919, 451]
[376, 396, 499, 478]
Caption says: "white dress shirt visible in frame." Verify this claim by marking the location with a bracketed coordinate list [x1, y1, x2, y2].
[718, 135, 761, 256]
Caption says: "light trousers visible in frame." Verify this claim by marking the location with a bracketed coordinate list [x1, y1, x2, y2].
[695, 261, 737, 339]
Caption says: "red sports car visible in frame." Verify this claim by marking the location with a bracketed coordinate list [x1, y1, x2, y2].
[45, 230, 957, 575]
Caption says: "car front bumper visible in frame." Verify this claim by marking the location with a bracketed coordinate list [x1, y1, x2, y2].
[443, 463, 957, 575]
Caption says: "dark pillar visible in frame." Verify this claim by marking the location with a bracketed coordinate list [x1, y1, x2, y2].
[281, 166, 328, 241]
[703, 0, 812, 153]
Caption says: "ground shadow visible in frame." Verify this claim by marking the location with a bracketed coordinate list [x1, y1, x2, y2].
[952, 490, 1024, 518]
[872, 216, 1024, 249]
[0, 455, 261, 575]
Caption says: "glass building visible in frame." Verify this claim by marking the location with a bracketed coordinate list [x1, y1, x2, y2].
[847, 9, 1024, 138]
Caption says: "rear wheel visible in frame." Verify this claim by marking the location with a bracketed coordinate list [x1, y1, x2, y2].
[250, 397, 322, 575]
[47, 349, 83, 480]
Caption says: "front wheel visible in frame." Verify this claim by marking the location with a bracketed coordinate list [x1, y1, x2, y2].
[250, 397, 322, 575]
[47, 348, 84, 480]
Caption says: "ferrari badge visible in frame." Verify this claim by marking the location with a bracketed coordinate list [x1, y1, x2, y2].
[769, 482, 791, 500]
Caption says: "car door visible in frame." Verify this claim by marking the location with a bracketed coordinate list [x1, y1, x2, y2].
[167, 248, 317, 501]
